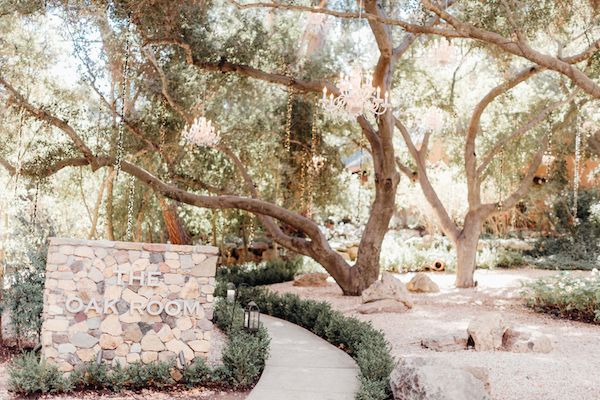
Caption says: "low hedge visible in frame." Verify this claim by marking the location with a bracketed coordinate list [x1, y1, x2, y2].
[216, 258, 302, 291]
[8, 302, 270, 396]
[231, 286, 395, 400]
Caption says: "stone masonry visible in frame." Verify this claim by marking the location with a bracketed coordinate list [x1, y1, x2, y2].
[41, 238, 218, 372]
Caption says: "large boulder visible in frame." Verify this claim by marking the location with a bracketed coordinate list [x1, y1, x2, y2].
[467, 313, 511, 351]
[390, 357, 491, 400]
[407, 273, 440, 293]
[362, 273, 413, 306]
[293, 272, 329, 287]
[358, 273, 413, 314]
[502, 328, 553, 353]
[421, 334, 467, 352]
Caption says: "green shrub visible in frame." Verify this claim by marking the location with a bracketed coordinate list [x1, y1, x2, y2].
[523, 271, 600, 323]
[125, 361, 174, 390]
[526, 189, 600, 270]
[232, 286, 395, 400]
[69, 361, 110, 390]
[182, 358, 212, 387]
[355, 377, 389, 400]
[215, 258, 302, 296]
[8, 352, 70, 395]
[222, 327, 270, 389]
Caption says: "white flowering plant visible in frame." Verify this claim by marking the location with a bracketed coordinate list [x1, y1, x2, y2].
[523, 271, 600, 323]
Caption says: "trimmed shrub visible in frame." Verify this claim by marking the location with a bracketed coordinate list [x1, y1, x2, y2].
[125, 361, 174, 390]
[8, 352, 70, 395]
[222, 327, 270, 389]
[182, 358, 212, 387]
[215, 258, 302, 296]
[523, 271, 600, 323]
[232, 286, 394, 400]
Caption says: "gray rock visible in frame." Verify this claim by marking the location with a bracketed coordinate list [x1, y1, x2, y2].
[502, 328, 553, 353]
[421, 334, 467, 352]
[70, 332, 99, 349]
[149, 252, 164, 263]
[390, 357, 491, 400]
[361, 272, 413, 309]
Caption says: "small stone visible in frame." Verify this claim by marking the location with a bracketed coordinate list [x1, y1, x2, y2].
[467, 314, 511, 352]
[101, 315, 123, 336]
[176, 317, 193, 331]
[170, 368, 183, 382]
[150, 252, 164, 263]
[70, 332, 99, 349]
[127, 353, 141, 363]
[164, 274, 185, 285]
[188, 340, 210, 353]
[165, 339, 194, 361]
[362, 272, 413, 309]
[158, 351, 176, 362]
[407, 273, 440, 293]
[74, 246, 95, 258]
[52, 334, 69, 344]
[421, 334, 467, 352]
[58, 343, 77, 354]
[141, 351, 158, 364]
[180, 254, 193, 269]
[141, 333, 166, 351]
[115, 343, 130, 357]
[86, 317, 101, 330]
[99, 334, 123, 350]
[130, 343, 142, 353]
[76, 348, 96, 362]
[89, 267, 104, 283]
[45, 319, 69, 332]
[47, 252, 68, 264]
[191, 257, 217, 277]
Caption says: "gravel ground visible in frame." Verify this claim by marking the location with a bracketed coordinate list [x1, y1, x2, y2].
[268, 268, 600, 400]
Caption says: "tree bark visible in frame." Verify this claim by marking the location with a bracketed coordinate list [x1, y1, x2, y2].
[455, 212, 483, 288]
[159, 198, 191, 245]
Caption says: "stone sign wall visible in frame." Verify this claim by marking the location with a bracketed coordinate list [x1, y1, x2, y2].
[41, 238, 218, 372]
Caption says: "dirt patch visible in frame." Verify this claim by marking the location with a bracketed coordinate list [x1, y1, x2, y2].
[268, 268, 600, 400]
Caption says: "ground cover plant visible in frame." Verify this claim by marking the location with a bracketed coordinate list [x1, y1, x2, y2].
[7, 302, 270, 396]
[523, 271, 600, 323]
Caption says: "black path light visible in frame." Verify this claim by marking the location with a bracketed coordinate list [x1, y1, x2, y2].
[244, 301, 260, 333]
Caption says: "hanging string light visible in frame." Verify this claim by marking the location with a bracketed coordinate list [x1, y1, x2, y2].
[126, 175, 135, 240]
[573, 123, 582, 223]
[115, 26, 131, 178]
[285, 85, 294, 152]
[30, 179, 40, 233]
[497, 149, 505, 210]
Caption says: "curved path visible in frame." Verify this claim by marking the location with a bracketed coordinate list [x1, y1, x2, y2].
[247, 315, 360, 400]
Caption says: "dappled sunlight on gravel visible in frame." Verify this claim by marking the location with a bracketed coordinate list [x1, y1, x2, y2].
[269, 268, 600, 400]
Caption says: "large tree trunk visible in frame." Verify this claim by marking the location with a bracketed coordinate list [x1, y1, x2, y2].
[455, 212, 483, 288]
[159, 198, 191, 245]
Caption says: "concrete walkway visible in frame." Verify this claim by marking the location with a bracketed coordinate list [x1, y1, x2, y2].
[247, 315, 360, 400]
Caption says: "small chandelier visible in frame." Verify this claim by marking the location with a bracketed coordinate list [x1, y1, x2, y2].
[183, 116, 220, 147]
[321, 66, 391, 120]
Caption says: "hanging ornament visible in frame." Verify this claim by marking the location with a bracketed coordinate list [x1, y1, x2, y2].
[183, 116, 220, 147]
[115, 27, 131, 178]
[321, 67, 391, 120]
[285, 86, 294, 152]
[429, 39, 456, 66]
[573, 125, 582, 223]
[126, 175, 135, 241]
[497, 149, 505, 210]
[30, 179, 40, 233]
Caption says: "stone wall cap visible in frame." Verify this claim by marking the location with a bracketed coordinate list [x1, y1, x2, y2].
[48, 238, 219, 254]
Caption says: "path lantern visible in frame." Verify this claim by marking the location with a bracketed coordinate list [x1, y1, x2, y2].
[226, 282, 236, 303]
[244, 301, 260, 333]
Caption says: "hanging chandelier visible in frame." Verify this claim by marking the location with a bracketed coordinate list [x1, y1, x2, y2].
[321, 67, 391, 120]
[183, 116, 220, 147]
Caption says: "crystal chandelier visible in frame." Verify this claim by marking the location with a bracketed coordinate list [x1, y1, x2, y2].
[321, 66, 391, 120]
[183, 116, 220, 147]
